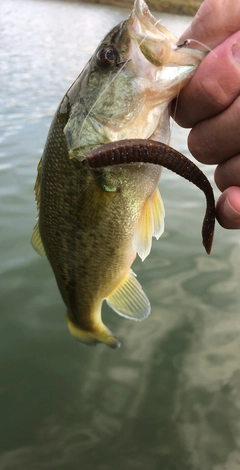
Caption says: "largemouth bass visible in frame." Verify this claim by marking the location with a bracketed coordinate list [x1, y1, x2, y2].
[32, 0, 214, 348]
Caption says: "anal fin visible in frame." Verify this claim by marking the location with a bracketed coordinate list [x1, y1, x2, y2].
[107, 270, 150, 321]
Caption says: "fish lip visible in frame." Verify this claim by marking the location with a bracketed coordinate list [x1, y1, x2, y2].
[129, 0, 206, 68]
[128, 0, 173, 67]
[131, 0, 177, 42]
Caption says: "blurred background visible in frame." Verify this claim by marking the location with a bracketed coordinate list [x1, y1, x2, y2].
[1, 1, 240, 469]
[79, 0, 203, 16]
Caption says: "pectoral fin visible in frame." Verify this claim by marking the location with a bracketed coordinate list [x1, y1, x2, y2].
[66, 312, 120, 349]
[150, 187, 165, 239]
[133, 188, 165, 261]
[107, 270, 150, 320]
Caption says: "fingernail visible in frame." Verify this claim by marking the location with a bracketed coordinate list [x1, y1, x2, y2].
[223, 196, 240, 221]
[232, 42, 240, 66]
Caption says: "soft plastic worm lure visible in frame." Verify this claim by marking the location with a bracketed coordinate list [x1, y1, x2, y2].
[86, 139, 216, 254]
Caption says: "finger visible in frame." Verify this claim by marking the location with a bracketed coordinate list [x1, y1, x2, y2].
[215, 154, 240, 191]
[179, 0, 240, 49]
[174, 32, 240, 128]
[187, 96, 240, 164]
[216, 187, 240, 229]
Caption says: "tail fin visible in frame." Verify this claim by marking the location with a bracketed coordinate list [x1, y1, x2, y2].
[66, 312, 121, 349]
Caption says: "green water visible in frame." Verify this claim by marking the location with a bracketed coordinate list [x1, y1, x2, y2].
[1, 1, 240, 469]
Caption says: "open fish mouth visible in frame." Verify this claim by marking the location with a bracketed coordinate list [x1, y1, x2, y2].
[129, 0, 205, 68]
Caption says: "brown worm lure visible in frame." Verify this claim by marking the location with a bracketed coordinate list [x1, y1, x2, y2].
[86, 139, 216, 255]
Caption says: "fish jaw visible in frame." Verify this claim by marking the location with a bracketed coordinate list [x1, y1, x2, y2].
[129, 0, 206, 69]
[105, 0, 207, 144]
[121, 0, 207, 139]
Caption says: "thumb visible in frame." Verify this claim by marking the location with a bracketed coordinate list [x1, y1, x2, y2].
[174, 31, 240, 128]
[216, 187, 240, 229]
[179, 0, 240, 49]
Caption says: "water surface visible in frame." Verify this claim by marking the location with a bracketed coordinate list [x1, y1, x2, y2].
[1, 1, 240, 469]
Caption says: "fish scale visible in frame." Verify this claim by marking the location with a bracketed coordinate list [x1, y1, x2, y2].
[32, 0, 212, 348]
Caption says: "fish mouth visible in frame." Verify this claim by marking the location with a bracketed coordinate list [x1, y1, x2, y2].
[129, 0, 206, 71]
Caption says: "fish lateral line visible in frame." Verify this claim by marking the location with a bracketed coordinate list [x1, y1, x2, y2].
[86, 139, 216, 255]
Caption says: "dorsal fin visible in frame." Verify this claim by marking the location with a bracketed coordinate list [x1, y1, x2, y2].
[31, 158, 46, 257]
[107, 269, 150, 320]
[31, 223, 46, 257]
[34, 157, 42, 213]
[133, 187, 165, 261]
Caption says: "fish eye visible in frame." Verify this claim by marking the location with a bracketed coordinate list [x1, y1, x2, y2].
[98, 46, 118, 67]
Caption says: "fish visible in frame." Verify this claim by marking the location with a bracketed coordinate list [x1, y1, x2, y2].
[32, 0, 215, 349]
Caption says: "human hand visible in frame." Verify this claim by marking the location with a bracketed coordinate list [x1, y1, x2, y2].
[173, 0, 240, 229]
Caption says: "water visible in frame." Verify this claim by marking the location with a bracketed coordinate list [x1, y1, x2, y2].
[1, 1, 240, 469]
